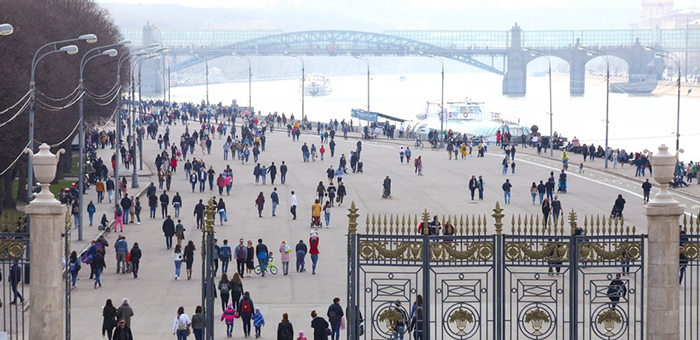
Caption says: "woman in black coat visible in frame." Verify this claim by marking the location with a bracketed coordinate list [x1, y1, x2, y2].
[310, 310, 329, 340]
[102, 299, 118, 339]
[276, 313, 294, 340]
[184, 240, 196, 280]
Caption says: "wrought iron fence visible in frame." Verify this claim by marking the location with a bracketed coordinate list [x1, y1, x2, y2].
[346, 202, 647, 340]
[0, 210, 28, 340]
[680, 214, 700, 340]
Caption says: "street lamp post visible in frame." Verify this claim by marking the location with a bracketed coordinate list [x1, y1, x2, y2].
[27, 35, 96, 204]
[348, 52, 370, 126]
[284, 52, 305, 122]
[233, 53, 252, 110]
[78, 45, 121, 241]
[421, 52, 445, 147]
[646, 46, 682, 151]
[524, 48, 554, 156]
[581, 46, 611, 169]
[205, 59, 209, 106]
[0, 23, 13, 36]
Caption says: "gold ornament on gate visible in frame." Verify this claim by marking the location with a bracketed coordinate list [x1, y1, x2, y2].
[448, 308, 474, 335]
[524, 308, 550, 336]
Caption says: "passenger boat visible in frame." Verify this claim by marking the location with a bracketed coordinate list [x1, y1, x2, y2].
[302, 73, 332, 96]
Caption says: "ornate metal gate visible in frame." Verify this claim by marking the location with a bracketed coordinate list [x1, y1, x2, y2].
[0, 210, 28, 340]
[346, 203, 646, 340]
[681, 215, 700, 340]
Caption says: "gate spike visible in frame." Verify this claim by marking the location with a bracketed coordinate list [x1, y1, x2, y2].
[632, 225, 637, 234]
[415, 214, 419, 234]
[406, 214, 412, 234]
[401, 214, 406, 235]
[365, 214, 370, 234]
[371, 214, 377, 234]
[517, 215, 522, 234]
[483, 214, 489, 234]
[511, 214, 516, 234]
[626, 225, 631, 235]
[477, 214, 482, 229]
[583, 214, 588, 228]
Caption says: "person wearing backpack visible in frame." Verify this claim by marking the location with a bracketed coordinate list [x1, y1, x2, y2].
[326, 298, 344, 340]
[115, 235, 129, 274]
[277, 313, 294, 340]
[114, 205, 124, 232]
[238, 291, 255, 337]
[234, 238, 247, 277]
[172, 306, 191, 340]
[68, 251, 81, 289]
[218, 274, 231, 312]
[220, 239, 233, 274]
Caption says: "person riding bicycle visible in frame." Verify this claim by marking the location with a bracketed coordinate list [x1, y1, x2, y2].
[415, 136, 422, 148]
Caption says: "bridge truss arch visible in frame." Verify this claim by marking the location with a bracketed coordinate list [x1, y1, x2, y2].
[169, 30, 505, 75]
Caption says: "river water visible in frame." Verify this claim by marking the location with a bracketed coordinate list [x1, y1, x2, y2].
[170, 72, 700, 160]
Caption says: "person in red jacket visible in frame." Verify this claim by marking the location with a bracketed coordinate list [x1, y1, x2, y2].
[309, 231, 320, 275]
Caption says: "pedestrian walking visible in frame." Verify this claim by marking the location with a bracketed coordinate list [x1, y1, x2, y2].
[310, 310, 329, 340]
[91, 250, 106, 289]
[253, 308, 266, 338]
[115, 235, 128, 274]
[221, 302, 236, 337]
[311, 199, 322, 227]
[114, 205, 124, 232]
[220, 239, 232, 274]
[280, 241, 291, 275]
[173, 244, 183, 280]
[327, 298, 344, 340]
[172, 306, 191, 340]
[87, 201, 96, 226]
[246, 240, 255, 276]
[116, 298, 134, 328]
[277, 313, 294, 340]
[296, 240, 307, 272]
[184, 240, 196, 280]
[256, 239, 269, 277]
[468, 176, 478, 200]
[102, 299, 118, 339]
[255, 192, 265, 218]
[130, 243, 141, 278]
[541, 198, 551, 227]
[642, 179, 652, 204]
[112, 319, 134, 340]
[502, 179, 512, 204]
[218, 274, 231, 312]
[192, 306, 204, 340]
[271, 188, 280, 217]
[310, 232, 320, 275]
[290, 191, 298, 220]
[163, 216, 175, 249]
[323, 201, 332, 227]
[238, 292, 256, 338]
[230, 273, 244, 311]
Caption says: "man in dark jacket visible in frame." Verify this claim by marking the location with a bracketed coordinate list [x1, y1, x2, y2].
[162, 216, 175, 249]
[268, 162, 277, 185]
[106, 177, 115, 203]
[194, 199, 206, 229]
[112, 319, 134, 340]
[607, 273, 627, 308]
[327, 298, 345, 340]
[311, 310, 329, 340]
[120, 196, 132, 224]
[159, 191, 169, 218]
[280, 161, 288, 184]
[256, 239, 269, 277]
[296, 240, 308, 272]
[642, 179, 652, 204]
[9, 260, 23, 304]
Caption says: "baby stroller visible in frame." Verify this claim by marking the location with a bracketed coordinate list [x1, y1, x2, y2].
[357, 161, 364, 173]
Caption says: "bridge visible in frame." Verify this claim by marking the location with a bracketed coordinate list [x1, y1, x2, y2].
[123, 24, 700, 96]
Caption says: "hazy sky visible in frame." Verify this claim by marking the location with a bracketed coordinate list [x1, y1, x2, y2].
[97, 0, 699, 10]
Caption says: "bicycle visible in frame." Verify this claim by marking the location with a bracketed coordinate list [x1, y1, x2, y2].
[254, 258, 279, 275]
[414, 140, 424, 149]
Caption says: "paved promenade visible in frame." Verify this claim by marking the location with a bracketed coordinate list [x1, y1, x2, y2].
[70, 121, 695, 339]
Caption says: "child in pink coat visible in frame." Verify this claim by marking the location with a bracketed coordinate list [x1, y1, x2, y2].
[297, 330, 308, 340]
[221, 302, 237, 337]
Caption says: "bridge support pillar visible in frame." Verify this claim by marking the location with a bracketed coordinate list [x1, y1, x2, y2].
[570, 58, 586, 95]
[503, 23, 527, 96]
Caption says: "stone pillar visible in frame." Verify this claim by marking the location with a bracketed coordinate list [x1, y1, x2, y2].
[643, 144, 683, 340]
[24, 143, 65, 340]
[502, 23, 527, 96]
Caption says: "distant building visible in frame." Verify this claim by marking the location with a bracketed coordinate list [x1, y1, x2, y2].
[635, 0, 700, 29]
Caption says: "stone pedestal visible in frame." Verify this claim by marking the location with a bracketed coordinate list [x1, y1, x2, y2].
[644, 204, 683, 340]
[25, 203, 65, 340]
